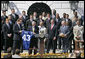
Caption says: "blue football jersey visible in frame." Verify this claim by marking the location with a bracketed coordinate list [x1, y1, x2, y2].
[21, 30, 33, 50]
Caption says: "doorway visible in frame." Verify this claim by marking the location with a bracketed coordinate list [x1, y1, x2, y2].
[27, 2, 51, 18]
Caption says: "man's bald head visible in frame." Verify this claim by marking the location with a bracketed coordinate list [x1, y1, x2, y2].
[76, 20, 80, 25]
[32, 21, 36, 26]
[61, 21, 66, 26]
[40, 21, 44, 26]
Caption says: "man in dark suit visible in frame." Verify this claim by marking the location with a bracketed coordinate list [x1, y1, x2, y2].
[10, 8, 19, 24]
[1, 10, 8, 50]
[58, 21, 70, 53]
[37, 15, 44, 26]
[54, 13, 61, 30]
[26, 14, 34, 30]
[65, 14, 72, 28]
[65, 14, 73, 52]
[45, 13, 51, 29]
[8, 15, 13, 27]
[21, 11, 28, 29]
[28, 21, 39, 55]
[54, 13, 62, 49]
[13, 18, 23, 54]
[81, 16, 84, 26]
[1, 10, 8, 25]
[51, 9, 56, 19]
[61, 13, 66, 21]
[2, 19, 13, 52]
[47, 19, 57, 53]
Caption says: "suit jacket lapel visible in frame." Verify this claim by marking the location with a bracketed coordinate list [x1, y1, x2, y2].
[6, 23, 10, 30]
[5, 24, 8, 30]
[17, 24, 21, 30]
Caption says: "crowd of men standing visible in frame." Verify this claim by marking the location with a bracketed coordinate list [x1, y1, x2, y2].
[1, 9, 84, 55]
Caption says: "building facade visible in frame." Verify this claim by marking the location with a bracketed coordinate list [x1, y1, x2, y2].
[1, 1, 84, 19]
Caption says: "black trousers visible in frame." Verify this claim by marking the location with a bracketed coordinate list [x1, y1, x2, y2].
[1, 36, 3, 50]
[47, 38, 56, 53]
[58, 37, 62, 49]
[4, 38, 13, 52]
[62, 38, 69, 51]
[1, 32, 5, 50]
[29, 37, 38, 55]
[13, 39, 23, 54]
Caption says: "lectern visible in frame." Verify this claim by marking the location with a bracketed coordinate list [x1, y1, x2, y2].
[34, 34, 48, 58]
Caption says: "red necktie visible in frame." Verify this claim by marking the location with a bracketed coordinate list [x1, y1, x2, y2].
[51, 24, 53, 30]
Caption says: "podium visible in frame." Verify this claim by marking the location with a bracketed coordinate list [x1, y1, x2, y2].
[34, 34, 48, 57]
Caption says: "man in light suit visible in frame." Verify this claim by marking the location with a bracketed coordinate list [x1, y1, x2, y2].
[73, 20, 84, 48]
[58, 21, 70, 53]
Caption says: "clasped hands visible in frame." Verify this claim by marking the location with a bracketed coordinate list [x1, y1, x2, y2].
[59, 33, 67, 37]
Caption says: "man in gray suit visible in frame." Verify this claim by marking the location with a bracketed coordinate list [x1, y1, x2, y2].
[58, 21, 70, 53]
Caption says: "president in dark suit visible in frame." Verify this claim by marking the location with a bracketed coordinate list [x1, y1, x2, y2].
[2, 19, 13, 52]
[10, 8, 19, 24]
[47, 19, 57, 53]
[13, 18, 23, 54]
[27, 21, 39, 55]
